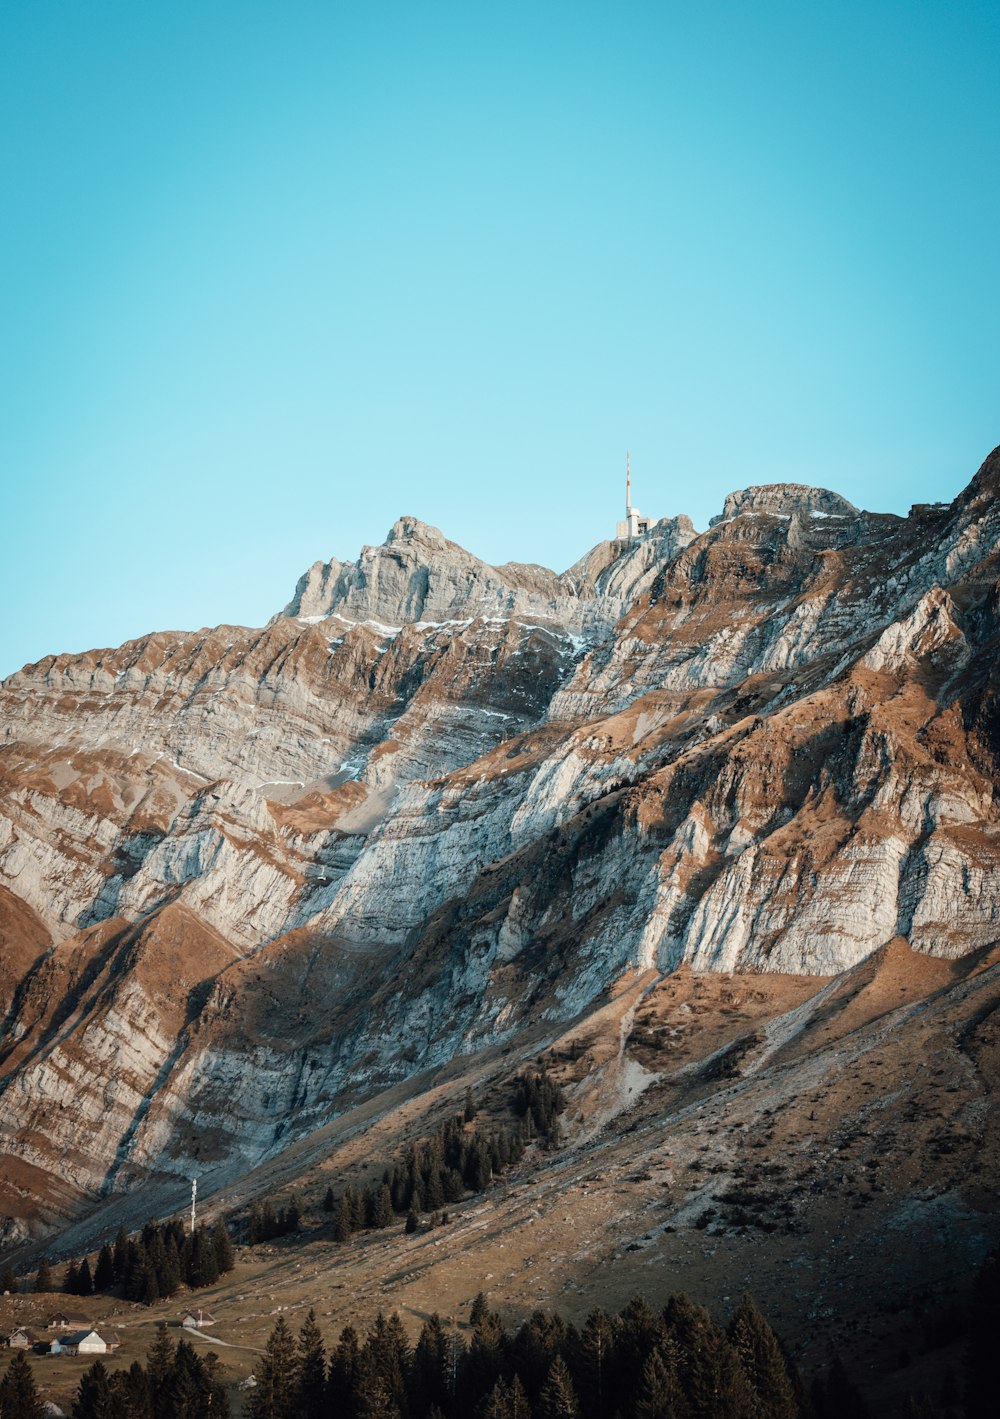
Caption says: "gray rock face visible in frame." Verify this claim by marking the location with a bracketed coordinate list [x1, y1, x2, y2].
[283, 514, 697, 635]
[1, 452, 999, 1227]
[710, 482, 859, 524]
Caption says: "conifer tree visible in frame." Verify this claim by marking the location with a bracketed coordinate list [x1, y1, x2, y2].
[35, 1256, 53, 1293]
[464, 1136, 491, 1192]
[372, 1182, 393, 1229]
[405, 1208, 419, 1234]
[350, 1184, 367, 1231]
[141, 1261, 160, 1309]
[334, 1194, 353, 1244]
[113, 1359, 154, 1419]
[508, 1373, 532, 1419]
[728, 1294, 798, 1419]
[70, 1359, 114, 1419]
[0, 1260, 18, 1294]
[295, 1309, 326, 1419]
[121, 1239, 141, 1293]
[443, 1168, 465, 1203]
[480, 1377, 513, 1419]
[0, 1350, 46, 1419]
[159, 1234, 183, 1298]
[362, 1312, 410, 1415]
[62, 1259, 81, 1295]
[213, 1218, 235, 1275]
[537, 1355, 579, 1419]
[112, 1223, 129, 1282]
[425, 1167, 446, 1211]
[247, 1315, 298, 1419]
[94, 1242, 115, 1292]
[633, 1348, 680, 1419]
[410, 1314, 451, 1416]
[323, 1185, 335, 1213]
[574, 1308, 615, 1419]
[464, 1086, 477, 1122]
[145, 1325, 177, 1419]
[461, 1299, 506, 1409]
[124, 1254, 151, 1304]
[188, 1224, 219, 1288]
[480, 1377, 533, 1419]
[157, 1338, 229, 1419]
[201, 1351, 232, 1419]
[664, 1293, 756, 1419]
[327, 1324, 361, 1414]
[511, 1310, 567, 1401]
[355, 1369, 400, 1419]
[77, 1257, 94, 1295]
[615, 1295, 663, 1386]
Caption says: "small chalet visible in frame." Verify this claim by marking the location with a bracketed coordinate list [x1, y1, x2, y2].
[46, 1312, 89, 1331]
[54, 1330, 106, 1356]
[182, 1309, 216, 1330]
[97, 1331, 122, 1352]
[6, 1327, 40, 1349]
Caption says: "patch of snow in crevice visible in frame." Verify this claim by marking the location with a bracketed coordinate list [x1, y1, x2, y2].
[173, 760, 210, 780]
[328, 613, 402, 637]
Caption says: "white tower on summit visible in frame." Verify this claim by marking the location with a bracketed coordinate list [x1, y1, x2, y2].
[616, 450, 651, 540]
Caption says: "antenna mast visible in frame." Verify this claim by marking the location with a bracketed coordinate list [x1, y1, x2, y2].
[190, 1177, 197, 1236]
[626, 449, 632, 515]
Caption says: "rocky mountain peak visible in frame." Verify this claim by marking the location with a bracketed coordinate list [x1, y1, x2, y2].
[279, 512, 693, 634]
[384, 515, 452, 550]
[710, 483, 859, 525]
[956, 443, 1000, 512]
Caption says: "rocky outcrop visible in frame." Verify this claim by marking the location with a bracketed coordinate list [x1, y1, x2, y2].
[0, 449, 998, 1231]
[283, 514, 697, 635]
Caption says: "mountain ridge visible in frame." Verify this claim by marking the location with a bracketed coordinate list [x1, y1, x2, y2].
[0, 450, 998, 1252]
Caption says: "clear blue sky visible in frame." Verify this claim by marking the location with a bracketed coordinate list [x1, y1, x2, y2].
[2, 1, 997, 676]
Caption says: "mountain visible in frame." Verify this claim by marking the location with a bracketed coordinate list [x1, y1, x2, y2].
[1, 449, 998, 1263]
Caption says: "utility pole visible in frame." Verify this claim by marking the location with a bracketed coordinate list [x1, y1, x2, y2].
[190, 1177, 197, 1236]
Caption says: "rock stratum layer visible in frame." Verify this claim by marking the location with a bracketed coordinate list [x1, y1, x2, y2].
[1, 449, 998, 1239]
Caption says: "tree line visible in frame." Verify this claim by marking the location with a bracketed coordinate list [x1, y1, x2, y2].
[247, 1196, 302, 1245]
[313, 1074, 566, 1247]
[240, 1289, 809, 1419]
[56, 1218, 234, 1305]
[2, 1251, 997, 1417]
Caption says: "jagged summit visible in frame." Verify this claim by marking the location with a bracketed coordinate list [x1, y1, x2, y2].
[284, 478, 876, 629]
[281, 509, 696, 632]
[383, 514, 453, 548]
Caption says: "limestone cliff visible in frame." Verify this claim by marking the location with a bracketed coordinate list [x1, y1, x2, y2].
[0, 448, 997, 1236]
